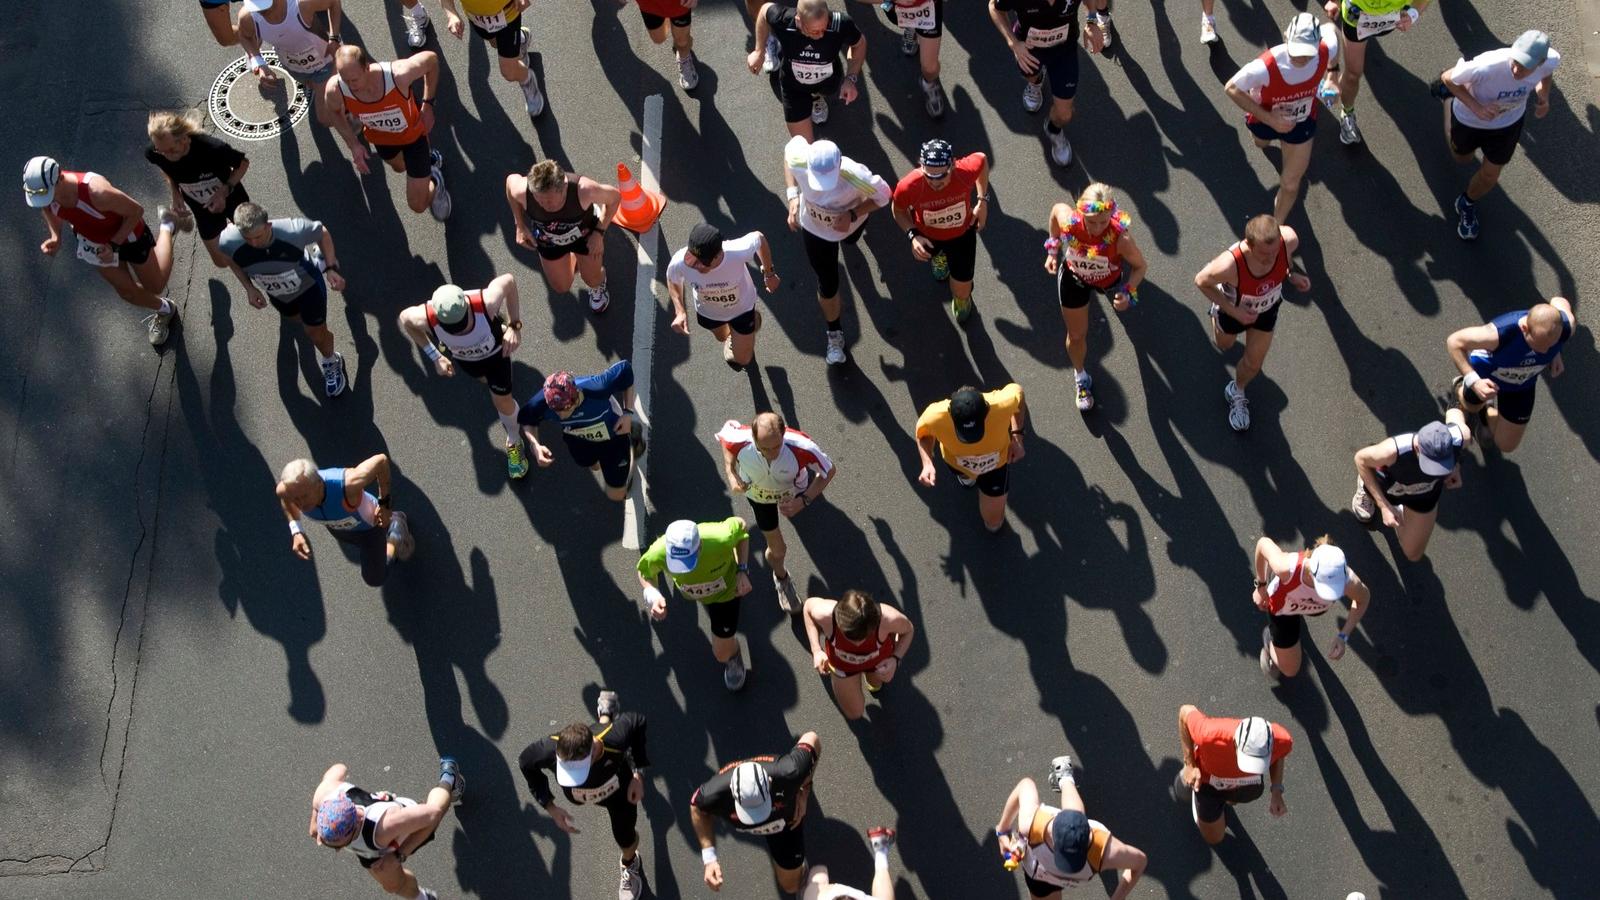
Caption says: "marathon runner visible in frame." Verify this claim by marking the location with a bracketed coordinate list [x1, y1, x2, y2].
[1222, 12, 1340, 224]
[853, 0, 947, 117]
[1352, 411, 1471, 562]
[637, 519, 755, 690]
[237, 0, 342, 127]
[218, 202, 350, 398]
[1253, 536, 1370, 680]
[691, 731, 821, 895]
[915, 383, 1027, 533]
[622, 0, 702, 90]
[1437, 31, 1559, 240]
[519, 691, 652, 900]
[326, 44, 450, 221]
[308, 757, 463, 899]
[995, 757, 1147, 899]
[200, 0, 243, 47]
[803, 827, 900, 900]
[439, 0, 546, 117]
[277, 455, 414, 586]
[506, 160, 622, 314]
[1320, 0, 1433, 144]
[987, 0, 1107, 167]
[784, 136, 892, 366]
[517, 363, 641, 502]
[718, 413, 837, 613]
[892, 139, 990, 325]
[1445, 296, 1575, 453]
[1044, 182, 1148, 412]
[145, 110, 251, 271]
[666, 223, 780, 372]
[24, 157, 180, 347]
[397, 277, 530, 480]
[801, 590, 914, 721]
[1193, 214, 1310, 432]
[394, 0, 434, 48]
[749, 0, 868, 141]
[1175, 706, 1291, 845]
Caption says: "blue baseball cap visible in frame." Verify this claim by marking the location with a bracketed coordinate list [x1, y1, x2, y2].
[1050, 809, 1091, 873]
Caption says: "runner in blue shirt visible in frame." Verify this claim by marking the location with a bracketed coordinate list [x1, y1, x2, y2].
[1446, 296, 1576, 453]
[518, 360, 642, 501]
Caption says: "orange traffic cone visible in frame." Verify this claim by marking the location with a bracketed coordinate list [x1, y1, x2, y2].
[613, 162, 665, 234]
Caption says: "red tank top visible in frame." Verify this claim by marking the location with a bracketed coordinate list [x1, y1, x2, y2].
[824, 616, 896, 676]
[1227, 238, 1289, 314]
[50, 172, 132, 244]
[338, 63, 427, 146]
[1247, 44, 1330, 126]
[424, 291, 486, 328]
[1057, 210, 1130, 289]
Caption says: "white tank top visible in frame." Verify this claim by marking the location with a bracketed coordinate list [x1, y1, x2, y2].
[253, 0, 331, 74]
[1022, 806, 1105, 887]
[428, 292, 500, 361]
[335, 782, 416, 860]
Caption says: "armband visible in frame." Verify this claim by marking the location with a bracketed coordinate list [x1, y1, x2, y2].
[701, 847, 719, 865]
[1461, 371, 1482, 389]
[423, 344, 442, 361]
[378, 495, 392, 509]
[1270, 783, 1285, 793]
[1043, 237, 1061, 253]
[288, 520, 304, 536]
[643, 585, 665, 606]
[1405, 6, 1419, 21]
[786, 186, 801, 203]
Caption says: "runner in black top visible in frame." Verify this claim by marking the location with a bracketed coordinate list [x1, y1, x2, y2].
[1351, 409, 1470, 562]
[749, 0, 867, 141]
[144, 110, 250, 269]
[690, 731, 821, 895]
[519, 692, 653, 900]
[506, 159, 622, 314]
[987, 0, 1104, 167]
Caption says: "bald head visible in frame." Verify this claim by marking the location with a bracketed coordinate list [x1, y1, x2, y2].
[752, 412, 786, 440]
[797, 0, 830, 21]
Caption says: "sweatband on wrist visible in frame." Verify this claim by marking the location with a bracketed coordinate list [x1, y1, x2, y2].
[1462, 371, 1482, 388]
[423, 344, 442, 361]
[786, 187, 800, 202]
[1405, 7, 1419, 21]
[701, 847, 718, 864]
[644, 586, 665, 606]
[249, 54, 268, 70]
[288, 520, 304, 536]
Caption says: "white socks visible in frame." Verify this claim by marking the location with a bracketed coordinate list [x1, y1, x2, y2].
[499, 412, 521, 443]
[873, 847, 889, 872]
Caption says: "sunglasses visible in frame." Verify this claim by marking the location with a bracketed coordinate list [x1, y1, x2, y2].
[923, 167, 951, 180]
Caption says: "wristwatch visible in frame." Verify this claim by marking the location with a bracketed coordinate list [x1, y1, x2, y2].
[737, 563, 749, 573]
[509, 319, 523, 331]
[378, 495, 392, 509]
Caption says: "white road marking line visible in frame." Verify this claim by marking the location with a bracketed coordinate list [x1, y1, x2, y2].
[624, 93, 664, 551]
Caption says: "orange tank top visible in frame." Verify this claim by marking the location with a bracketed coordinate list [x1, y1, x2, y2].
[1055, 208, 1130, 289]
[338, 62, 426, 146]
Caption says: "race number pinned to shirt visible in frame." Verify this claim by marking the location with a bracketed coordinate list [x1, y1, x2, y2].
[539, 224, 585, 247]
[1355, 9, 1401, 39]
[740, 818, 787, 836]
[282, 46, 328, 73]
[695, 284, 741, 310]
[1490, 365, 1541, 386]
[570, 775, 620, 804]
[252, 268, 305, 297]
[1236, 284, 1284, 313]
[75, 235, 117, 268]
[1271, 96, 1314, 124]
[1206, 774, 1263, 791]
[470, 11, 510, 30]
[790, 60, 836, 85]
[747, 483, 793, 504]
[894, 0, 936, 31]
[565, 421, 612, 442]
[956, 451, 1001, 475]
[680, 579, 729, 599]
[179, 177, 225, 205]
[805, 203, 845, 230]
[357, 107, 410, 134]
[1025, 24, 1071, 48]
[1065, 252, 1112, 282]
[920, 202, 967, 231]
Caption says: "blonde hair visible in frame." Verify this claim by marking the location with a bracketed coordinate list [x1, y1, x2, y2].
[147, 109, 204, 143]
[1076, 182, 1116, 208]
[528, 160, 565, 194]
[278, 458, 320, 487]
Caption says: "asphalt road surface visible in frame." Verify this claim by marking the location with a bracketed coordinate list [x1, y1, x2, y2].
[2, 0, 1598, 898]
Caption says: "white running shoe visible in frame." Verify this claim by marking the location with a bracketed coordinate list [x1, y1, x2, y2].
[1074, 373, 1095, 412]
[824, 330, 846, 365]
[900, 27, 918, 56]
[1047, 755, 1076, 791]
[677, 51, 699, 90]
[587, 283, 611, 313]
[723, 651, 748, 691]
[618, 854, 646, 900]
[428, 152, 452, 221]
[321, 351, 348, 397]
[521, 67, 546, 118]
[1351, 479, 1375, 522]
[403, 8, 430, 48]
[1046, 123, 1073, 167]
[922, 77, 945, 119]
[1021, 79, 1044, 113]
[1200, 14, 1218, 44]
[1339, 110, 1363, 145]
[144, 304, 177, 347]
[1224, 380, 1250, 431]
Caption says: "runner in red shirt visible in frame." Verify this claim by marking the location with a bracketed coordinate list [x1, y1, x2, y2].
[1175, 706, 1292, 845]
[623, 0, 702, 90]
[800, 590, 915, 721]
[1252, 535, 1370, 680]
[892, 139, 990, 325]
[24, 157, 181, 347]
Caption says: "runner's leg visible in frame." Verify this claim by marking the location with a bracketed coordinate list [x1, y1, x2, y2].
[830, 672, 868, 720]
[575, 242, 607, 292]
[1273, 140, 1312, 223]
[919, 33, 941, 83]
[540, 253, 580, 294]
[98, 265, 164, 312]
[978, 491, 1007, 532]
[130, 225, 176, 294]
[1233, 328, 1273, 390]
[1395, 505, 1438, 562]
[1490, 417, 1526, 453]
[304, 322, 337, 358]
[1465, 159, 1504, 202]
[763, 527, 789, 581]
[202, 2, 240, 46]
[1061, 304, 1088, 371]
[1338, 38, 1367, 109]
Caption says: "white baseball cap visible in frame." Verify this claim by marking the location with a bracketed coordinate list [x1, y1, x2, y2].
[22, 156, 59, 208]
[1307, 544, 1348, 602]
[242, 0, 276, 13]
[664, 520, 701, 575]
[804, 141, 843, 193]
[1283, 12, 1320, 57]
[1233, 716, 1273, 775]
[731, 762, 773, 825]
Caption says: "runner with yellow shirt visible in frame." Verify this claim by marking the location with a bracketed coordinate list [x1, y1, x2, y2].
[439, 0, 546, 118]
[1321, 0, 1431, 144]
[914, 383, 1026, 532]
[636, 519, 755, 691]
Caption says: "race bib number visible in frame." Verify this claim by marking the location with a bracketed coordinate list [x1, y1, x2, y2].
[252, 268, 305, 297]
[1355, 9, 1401, 38]
[75, 235, 117, 268]
[695, 285, 741, 310]
[680, 578, 728, 599]
[570, 775, 620, 804]
[956, 451, 1001, 475]
[1271, 96, 1314, 124]
[748, 484, 793, 504]
[1491, 365, 1541, 386]
[894, 0, 936, 31]
[450, 338, 498, 362]
[539, 224, 585, 247]
[1281, 593, 1331, 616]
[739, 818, 787, 836]
[1385, 479, 1438, 497]
[1065, 252, 1112, 282]
[790, 60, 835, 86]
[282, 47, 327, 73]
[321, 515, 363, 532]
[831, 646, 876, 667]
[1025, 23, 1071, 48]
[565, 421, 612, 442]
[357, 107, 410, 134]
[1206, 774, 1262, 791]
[179, 177, 225, 204]
[1238, 284, 1283, 313]
[920, 201, 967, 231]
[469, 11, 510, 30]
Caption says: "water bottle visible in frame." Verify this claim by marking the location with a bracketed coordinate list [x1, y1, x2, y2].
[1319, 78, 1340, 113]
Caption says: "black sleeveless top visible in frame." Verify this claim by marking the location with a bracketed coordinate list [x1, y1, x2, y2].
[524, 178, 598, 248]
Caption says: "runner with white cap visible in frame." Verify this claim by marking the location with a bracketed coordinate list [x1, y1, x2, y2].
[237, 0, 343, 127]
[518, 691, 653, 900]
[1437, 30, 1560, 240]
[783, 136, 892, 366]
[666, 223, 780, 372]
[1175, 706, 1292, 845]
[1352, 411, 1471, 562]
[397, 275, 530, 480]
[995, 757, 1147, 899]
[1222, 12, 1340, 224]
[636, 518, 755, 690]
[690, 731, 822, 895]
[1252, 535, 1370, 680]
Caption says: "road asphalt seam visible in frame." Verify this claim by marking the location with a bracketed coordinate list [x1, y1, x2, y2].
[624, 93, 664, 551]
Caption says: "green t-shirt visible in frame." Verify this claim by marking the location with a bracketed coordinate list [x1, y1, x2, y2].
[636, 517, 748, 605]
[1341, 0, 1412, 27]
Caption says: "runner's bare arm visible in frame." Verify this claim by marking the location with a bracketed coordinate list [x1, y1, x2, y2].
[87, 177, 144, 245]
[1101, 837, 1148, 900]
[39, 208, 62, 245]
[1177, 705, 1199, 764]
[237, 11, 262, 54]
[579, 178, 624, 229]
[397, 306, 437, 348]
[487, 273, 521, 325]
[1444, 323, 1501, 373]
[752, 4, 774, 46]
[372, 802, 441, 852]
[394, 50, 441, 98]
[1533, 74, 1553, 118]
[1353, 439, 1401, 519]
[1118, 233, 1148, 293]
[345, 454, 393, 504]
[1222, 76, 1274, 122]
[987, 0, 1019, 47]
[225, 259, 258, 296]
[504, 173, 534, 238]
[1339, 569, 1371, 638]
[1193, 250, 1239, 310]
[997, 776, 1039, 835]
[1254, 538, 1292, 585]
[1010, 386, 1027, 433]
[300, 0, 343, 36]
[844, 35, 867, 78]
[690, 804, 718, 849]
[882, 603, 915, 653]
[801, 597, 832, 653]
[324, 83, 367, 154]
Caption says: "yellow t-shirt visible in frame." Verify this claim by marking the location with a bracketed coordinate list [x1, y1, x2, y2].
[457, 0, 518, 20]
[915, 384, 1023, 478]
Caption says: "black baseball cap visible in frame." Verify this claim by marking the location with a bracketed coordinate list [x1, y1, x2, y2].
[1050, 809, 1091, 873]
[687, 223, 723, 262]
[949, 387, 988, 443]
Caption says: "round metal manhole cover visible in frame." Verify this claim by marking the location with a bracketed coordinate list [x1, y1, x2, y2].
[207, 51, 311, 141]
